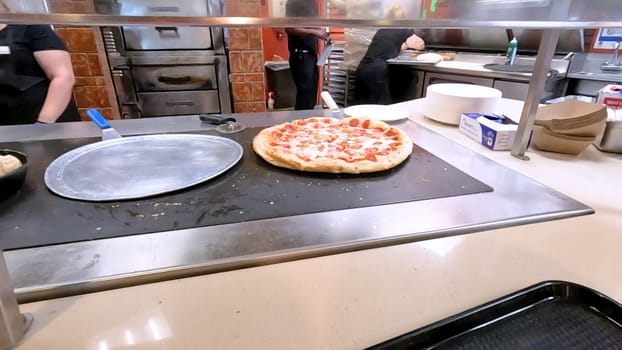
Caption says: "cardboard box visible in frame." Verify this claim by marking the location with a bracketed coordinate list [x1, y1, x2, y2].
[459, 113, 523, 151]
[597, 84, 622, 121]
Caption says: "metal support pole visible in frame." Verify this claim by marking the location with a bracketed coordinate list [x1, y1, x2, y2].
[0, 248, 32, 350]
[511, 28, 561, 160]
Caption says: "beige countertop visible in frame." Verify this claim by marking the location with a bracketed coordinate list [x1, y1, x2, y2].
[14, 99, 622, 350]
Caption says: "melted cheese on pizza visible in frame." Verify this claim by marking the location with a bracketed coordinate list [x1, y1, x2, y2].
[267, 117, 403, 163]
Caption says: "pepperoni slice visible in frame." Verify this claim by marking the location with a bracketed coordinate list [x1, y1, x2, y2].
[283, 124, 297, 132]
[348, 118, 360, 127]
[385, 129, 397, 137]
[365, 153, 377, 161]
[297, 154, 311, 162]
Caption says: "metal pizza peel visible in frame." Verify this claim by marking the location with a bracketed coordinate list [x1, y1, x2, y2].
[44, 109, 244, 201]
[320, 91, 344, 119]
[317, 39, 333, 66]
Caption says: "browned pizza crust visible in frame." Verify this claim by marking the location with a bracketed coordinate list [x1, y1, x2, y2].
[253, 117, 413, 174]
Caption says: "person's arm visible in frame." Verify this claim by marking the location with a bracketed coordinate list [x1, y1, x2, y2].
[33, 49, 75, 123]
[403, 33, 425, 51]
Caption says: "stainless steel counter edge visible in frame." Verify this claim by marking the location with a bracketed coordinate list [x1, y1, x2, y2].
[1, 111, 593, 302]
[567, 72, 622, 82]
[388, 54, 570, 82]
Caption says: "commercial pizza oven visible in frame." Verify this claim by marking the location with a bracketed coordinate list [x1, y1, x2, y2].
[98, 0, 232, 118]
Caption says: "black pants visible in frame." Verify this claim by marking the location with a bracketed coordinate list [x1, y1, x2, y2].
[354, 58, 391, 105]
[289, 51, 318, 110]
[389, 65, 420, 103]
[0, 81, 80, 125]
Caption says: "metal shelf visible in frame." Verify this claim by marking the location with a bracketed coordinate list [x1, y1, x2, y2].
[0, 14, 621, 28]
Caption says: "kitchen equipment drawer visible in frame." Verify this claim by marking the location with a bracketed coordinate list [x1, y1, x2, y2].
[133, 65, 217, 91]
[138, 90, 220, 117]
[123, 26, 213, 50]
[118, 0, 213, 50]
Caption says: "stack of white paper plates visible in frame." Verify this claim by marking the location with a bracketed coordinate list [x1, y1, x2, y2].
[343, 104, 410, 122]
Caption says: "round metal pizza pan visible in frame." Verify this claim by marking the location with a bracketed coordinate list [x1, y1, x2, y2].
[44, 134, 243, 202]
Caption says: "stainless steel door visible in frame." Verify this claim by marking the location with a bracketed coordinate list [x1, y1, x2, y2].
[133, 65, 217, 91]
[493, 80, 529, 100]
[117, 0, 214, 50]
[413, 70, 425, 99]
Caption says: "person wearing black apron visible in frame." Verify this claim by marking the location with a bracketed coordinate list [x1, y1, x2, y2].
[354, 29, 425, 105]
[285, 0, 328, 110]
[0, 23, 78, 125]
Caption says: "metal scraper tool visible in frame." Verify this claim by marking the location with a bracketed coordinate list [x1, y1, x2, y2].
[87, 109, 122, 140]
[317, 39, 333, 66]
[321, 91, 344, 119]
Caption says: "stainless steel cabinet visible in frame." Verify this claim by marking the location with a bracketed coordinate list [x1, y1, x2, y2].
[493, 80, 529, 100]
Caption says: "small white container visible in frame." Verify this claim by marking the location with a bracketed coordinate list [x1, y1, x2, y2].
[423, 84, 502, 125]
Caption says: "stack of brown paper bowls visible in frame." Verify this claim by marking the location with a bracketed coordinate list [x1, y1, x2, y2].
[533, 100, 607, 155]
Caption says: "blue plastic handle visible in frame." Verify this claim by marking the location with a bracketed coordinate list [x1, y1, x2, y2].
[87, 109, 111, 129]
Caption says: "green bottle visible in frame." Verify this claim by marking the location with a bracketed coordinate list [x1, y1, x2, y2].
[505, 37, 518, 65]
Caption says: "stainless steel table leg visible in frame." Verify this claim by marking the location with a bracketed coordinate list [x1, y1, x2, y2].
[0, 249, 32, 350]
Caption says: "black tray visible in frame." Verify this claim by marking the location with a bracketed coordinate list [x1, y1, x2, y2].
[368, 281, 622, 350]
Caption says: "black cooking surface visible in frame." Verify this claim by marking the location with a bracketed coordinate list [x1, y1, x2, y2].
[0, 128, 492, 250]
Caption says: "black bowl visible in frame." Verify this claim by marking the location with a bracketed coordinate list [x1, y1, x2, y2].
[0, 149, 28, 200]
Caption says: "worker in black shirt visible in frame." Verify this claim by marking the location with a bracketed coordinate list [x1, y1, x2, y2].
[354, 29, 425, 105]
[0, 1, 78, 125]
[285, 0, 328, 110]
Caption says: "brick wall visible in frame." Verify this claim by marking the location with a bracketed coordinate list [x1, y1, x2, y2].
[47, 0, 120, 120]
[224, 0, 267, 113]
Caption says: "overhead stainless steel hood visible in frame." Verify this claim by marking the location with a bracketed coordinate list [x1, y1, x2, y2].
[0, 0, 620, 28]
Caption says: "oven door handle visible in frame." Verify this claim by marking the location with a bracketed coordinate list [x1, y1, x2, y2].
[158, 75, 192, 84]
[165, 101, 195, 107]
[155, 26, 179, 36]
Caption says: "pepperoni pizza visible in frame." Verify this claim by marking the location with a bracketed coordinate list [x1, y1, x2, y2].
[252, 117, 412, 174]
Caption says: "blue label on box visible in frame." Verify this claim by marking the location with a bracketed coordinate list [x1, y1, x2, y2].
[480, 124, 497, 150]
